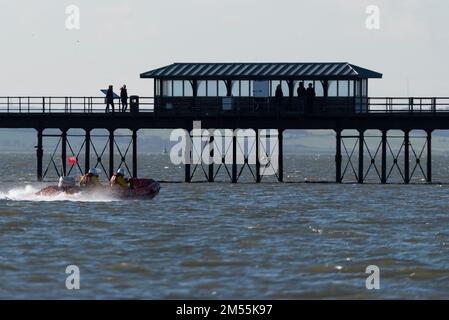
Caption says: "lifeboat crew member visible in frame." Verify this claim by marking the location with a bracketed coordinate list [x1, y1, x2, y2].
[58, 176, 76, 192]
[80, 168, 101, 188]
[110, 168, 129, 189]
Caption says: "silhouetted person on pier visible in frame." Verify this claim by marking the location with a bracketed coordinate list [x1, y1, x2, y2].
[297, 82, 306, 112]
[306, 83, 316, 114]
[105, 85, 115, 113]
[275, 84, 284, 111]
[120, 85, 128, 112]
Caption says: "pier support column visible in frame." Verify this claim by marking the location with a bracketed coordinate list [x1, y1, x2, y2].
[132, 129, 138, 178]
[185, 130, 191, 183]
[232, 134, 237, 183]
[208, 136, 214, 182]
[109, 129, 114, 179]
[404, 130, 410, 184]
[427, 130, 432, 183]
[358, 130, 365, 184]
[85, 129, 91, 174]
[381, 130, 387, 184]
[256, 129, 261, 183]
[185, 165, 191, 182]
[335, 130, 342, 183]
[61, 129, 67, 177]
[278, 129, 284, 182]
[185, 163, 191, 182]
[36, 129, 43, 181]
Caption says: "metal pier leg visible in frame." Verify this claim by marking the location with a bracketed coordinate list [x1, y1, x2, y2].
[61, 129, 67, 177]
[256, 129, 261, 183]
[132, 129, 138, 178]
[208, 136, 214, 182]
[381, 130, 387, 184]
[85, 129, 91, 174]
[336, 129, 342, 183]
[358, 130, 364, 184]
[185, 130, 191, 183]
[185, 164, 191, 182]
[278, 129, 284, 182]
[109, 129, 114, 179]
[404, 130, 410, 184]
[232, 134, 237, 183]
[37, 129, 43, 181]
[427, 130, 432, 183]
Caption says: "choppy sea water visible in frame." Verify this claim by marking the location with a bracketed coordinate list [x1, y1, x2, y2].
[2, 153, 449, 299]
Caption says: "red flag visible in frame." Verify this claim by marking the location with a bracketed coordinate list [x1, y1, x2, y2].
[68, 156, 77, 165]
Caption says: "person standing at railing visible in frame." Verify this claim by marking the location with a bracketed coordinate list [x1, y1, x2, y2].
[306, 83, 316, 114]
[105, 85, 115, 113]
[275, 84, 284, 111]
[120, 85, 128, 112]
[297, 82, 306, 112]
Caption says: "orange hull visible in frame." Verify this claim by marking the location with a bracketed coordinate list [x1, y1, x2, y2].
[36, 179, 161, 199]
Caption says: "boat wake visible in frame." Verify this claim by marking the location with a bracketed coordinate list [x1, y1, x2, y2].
[0, 185, 118, 202]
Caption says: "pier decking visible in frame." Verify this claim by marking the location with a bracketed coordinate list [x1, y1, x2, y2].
[1, 96, 449, 129]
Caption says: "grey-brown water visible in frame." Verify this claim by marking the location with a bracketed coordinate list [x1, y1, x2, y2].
[2, 153, 449, 299]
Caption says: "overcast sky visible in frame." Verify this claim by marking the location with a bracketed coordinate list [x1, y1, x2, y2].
[0, 0, 448, 97]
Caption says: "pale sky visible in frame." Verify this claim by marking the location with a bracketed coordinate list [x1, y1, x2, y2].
[0, 0, 448, 97]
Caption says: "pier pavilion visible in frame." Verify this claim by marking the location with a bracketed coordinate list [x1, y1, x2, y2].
[1, 62, 449, 184]
[141, 62, 382, 115]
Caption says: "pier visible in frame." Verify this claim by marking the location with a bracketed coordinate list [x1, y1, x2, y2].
[1, 62, 449, 184]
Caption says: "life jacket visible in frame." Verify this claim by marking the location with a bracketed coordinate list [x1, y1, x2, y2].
[110, 174, 128, 188]
[80, 173, 100, 187]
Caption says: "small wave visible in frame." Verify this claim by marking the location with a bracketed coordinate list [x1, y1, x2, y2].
[181, 260, 246, 268]
[0, 185, 118, 202]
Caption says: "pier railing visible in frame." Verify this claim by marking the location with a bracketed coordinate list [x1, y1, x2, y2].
[0, 97, 154, 113]
[1, 96, 449, 114]
[368, 97, 449, 113]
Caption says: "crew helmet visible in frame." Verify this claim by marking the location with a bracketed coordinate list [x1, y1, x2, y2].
[88, 168, 100, 176]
